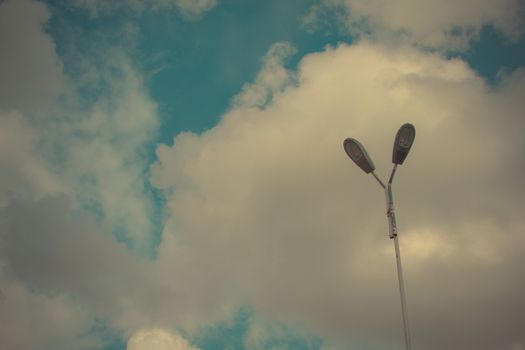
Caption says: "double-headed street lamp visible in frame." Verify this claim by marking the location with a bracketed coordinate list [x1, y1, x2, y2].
[343, 123, 416, 350]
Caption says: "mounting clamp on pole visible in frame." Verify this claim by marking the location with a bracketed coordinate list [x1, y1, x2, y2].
[385, 184, 398, 239]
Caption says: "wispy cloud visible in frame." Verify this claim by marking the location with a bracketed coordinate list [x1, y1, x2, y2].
[70, 0, 218, 19]
[127, 329, 200, 350]
[307, 0, 525, 50]
[1, 0, 160, 249]
[233, 42, 297, 109]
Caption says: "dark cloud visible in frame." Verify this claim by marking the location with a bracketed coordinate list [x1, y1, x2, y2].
[0, 0, 67, 115]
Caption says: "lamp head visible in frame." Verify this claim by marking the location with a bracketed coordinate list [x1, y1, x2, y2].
[343, 138, 375, 173]
[392, 123, 415, 165]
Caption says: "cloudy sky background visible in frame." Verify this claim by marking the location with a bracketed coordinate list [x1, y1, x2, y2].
[1, 0, 525, 349]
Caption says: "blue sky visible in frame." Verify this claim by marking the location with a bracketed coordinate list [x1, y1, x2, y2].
[45, 0, 348, 140]
[1, 1, 525, 350]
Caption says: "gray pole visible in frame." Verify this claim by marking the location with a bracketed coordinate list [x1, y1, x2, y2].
[386, 183, 412, 350]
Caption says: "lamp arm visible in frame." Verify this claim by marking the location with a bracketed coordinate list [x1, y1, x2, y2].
[388, 164, 398, 185]
[371, 171, 386, 189]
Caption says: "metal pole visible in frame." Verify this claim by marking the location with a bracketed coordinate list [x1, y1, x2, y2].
[385, 183, 412, 350]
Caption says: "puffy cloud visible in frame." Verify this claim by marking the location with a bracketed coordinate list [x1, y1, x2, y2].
[307, 0, 524, 50]
[127, 329, 199, 350]
[70, 0, 218, 19]
[151, 41, 525, 349]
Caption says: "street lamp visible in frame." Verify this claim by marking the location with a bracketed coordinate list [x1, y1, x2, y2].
[343, 123, 416, 350]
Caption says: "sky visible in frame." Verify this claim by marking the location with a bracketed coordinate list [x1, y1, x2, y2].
[1, 0, 525, 349]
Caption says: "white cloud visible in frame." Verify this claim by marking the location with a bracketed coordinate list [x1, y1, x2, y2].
[151, 41, 525, 349]
[309, 0, 524, 50]
[127, 329, 199, 350]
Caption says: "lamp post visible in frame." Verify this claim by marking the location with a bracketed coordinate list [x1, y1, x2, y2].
[343, 123, 416, 350]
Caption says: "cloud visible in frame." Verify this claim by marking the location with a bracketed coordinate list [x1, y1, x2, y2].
[0, 0, 163, 347]
[0, 278, 103, 350]
[242, 315, 322, 350]
[307, 0, 524, 50]
[151, 41, 525, 349]
[0, 0, 233, 341]
[56, 52, 159, 248]
[233, 42, 297, 109]
[166, 0, 218, 19]
[127, 329, 199, 350]
[0, 196, 147, 313]
[0, 0, 231, 344]
[0, 0, 67, 115]
[70, 0, 218, 19]
[0, 113, 64, 206]
[1, 0, 524, 349]
[0, 195, 225, 346]
[1, 0, 160, 249]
